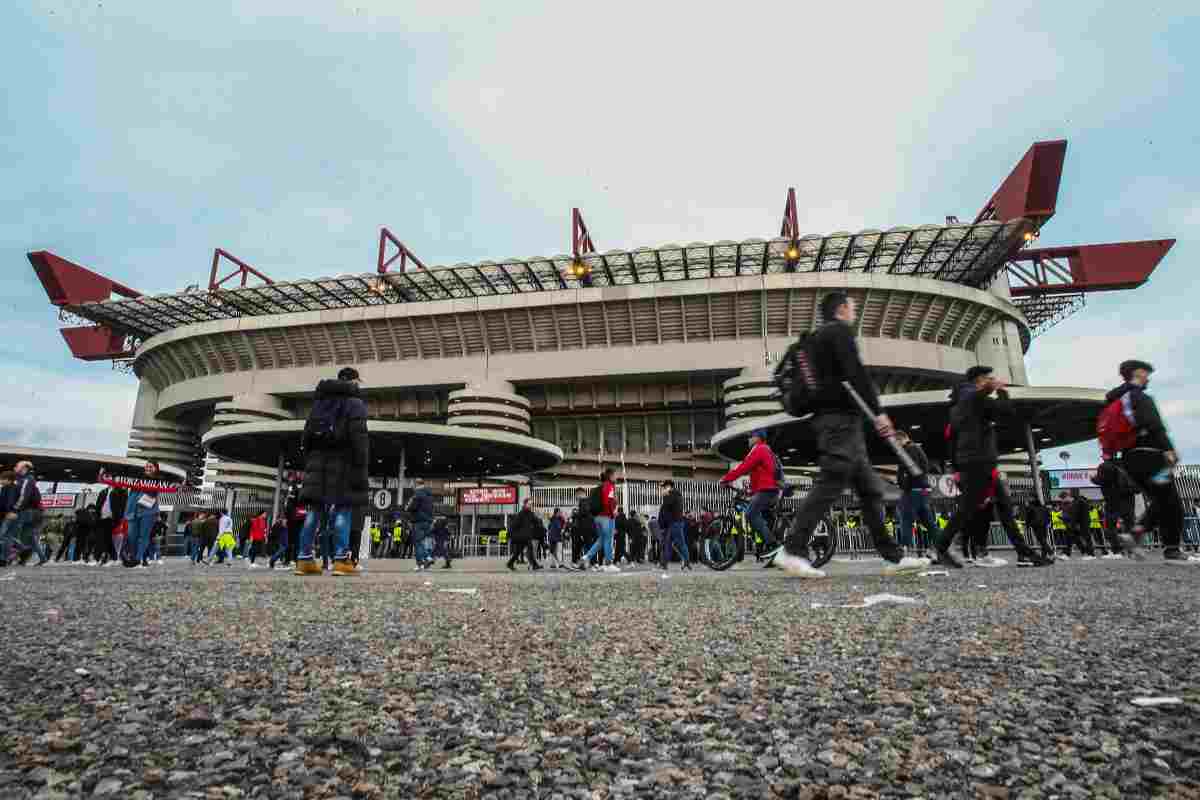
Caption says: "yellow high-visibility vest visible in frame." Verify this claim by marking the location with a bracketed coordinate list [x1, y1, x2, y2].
[1089, 508, 1101, 529]
[937, 515, 948, 530]
[392, 526, 403, 542]
[498, 529, 508, 544]
[1051, 510, 1066, 531]
[370, 526, 381, 543]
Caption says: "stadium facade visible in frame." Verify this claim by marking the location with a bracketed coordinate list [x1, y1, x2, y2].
[31, 140, 1174, 498]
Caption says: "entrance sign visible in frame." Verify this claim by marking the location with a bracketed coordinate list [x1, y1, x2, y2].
[460, 486, 517, 505]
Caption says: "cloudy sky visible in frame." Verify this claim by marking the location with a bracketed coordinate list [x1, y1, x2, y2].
[2, 1, 1197, 467]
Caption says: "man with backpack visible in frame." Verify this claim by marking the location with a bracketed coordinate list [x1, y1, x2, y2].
[774, 293, 929, 577]
[1101, 359, 1198, 564]
[294, 367, 370, 577]
[932, 367, 1052, 568]
[577, 468, 619, 572]
[719, 429, 784, 566]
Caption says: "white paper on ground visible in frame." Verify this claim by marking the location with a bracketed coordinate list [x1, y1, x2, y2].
[919, 570, 949, 577]
[1131, 697, 1183, 707]
[439, 588, 479, 595]
[811, 593, 922, 610]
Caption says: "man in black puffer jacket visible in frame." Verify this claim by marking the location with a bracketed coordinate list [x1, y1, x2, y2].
[295, 367, 370, 577]
[933, 366, 1051, 568]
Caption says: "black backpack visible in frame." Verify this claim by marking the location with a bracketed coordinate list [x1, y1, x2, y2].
[588, 485, 604, 516]
[773, 332, 821, 416]
[304, 395, 347, 450]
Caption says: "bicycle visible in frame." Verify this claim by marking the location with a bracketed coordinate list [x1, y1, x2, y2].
[701, 487, 837, 571]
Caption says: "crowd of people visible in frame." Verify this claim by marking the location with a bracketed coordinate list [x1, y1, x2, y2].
[5, 317, 1197, 576]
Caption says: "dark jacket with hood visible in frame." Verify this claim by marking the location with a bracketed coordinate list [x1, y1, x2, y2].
[407, 487, 434, 525]
[947, 382, 1012, 466]
[1104, 383, 1174, 453]
[658, 488, 684, 530]
[510, 507, 539, 543]
[809, 320, 882, 415]
[300, 379, 370, 507]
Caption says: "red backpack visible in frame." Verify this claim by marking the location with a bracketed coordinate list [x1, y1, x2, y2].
[1097, 398, 1137, 457]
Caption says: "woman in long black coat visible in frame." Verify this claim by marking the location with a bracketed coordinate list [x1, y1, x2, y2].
[296, 370, 370, 574]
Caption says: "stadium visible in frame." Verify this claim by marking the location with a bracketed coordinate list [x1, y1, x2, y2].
[29, 139, 1177, 525]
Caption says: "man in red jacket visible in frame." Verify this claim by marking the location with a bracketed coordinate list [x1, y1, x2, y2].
[720, 429, 783, 566]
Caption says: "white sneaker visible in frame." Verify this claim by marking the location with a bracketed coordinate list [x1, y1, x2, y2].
[975, 556, 1008, 568]
[248, 563, 260, 569]
[885, 556, 933, 574]
[1102, 553, 1124, 560]
[1059, 554, 1071, 560]
[603, 565, 621, 574]
[774, 550, 826, 579]
[1080, 555, 1097, 562]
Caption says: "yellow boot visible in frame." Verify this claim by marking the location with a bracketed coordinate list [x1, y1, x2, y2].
[294, 559, 323, 576]
[332, 559, 358, 577]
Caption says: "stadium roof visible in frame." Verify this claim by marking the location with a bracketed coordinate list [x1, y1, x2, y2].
[54, 219, 1027, 341]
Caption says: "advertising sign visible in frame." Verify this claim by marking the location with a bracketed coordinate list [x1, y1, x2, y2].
[41, 493, 78, 509]
[372, 489, 393, 510]
[1046, 469, 1099, 490]
[460, 486, 517, 505]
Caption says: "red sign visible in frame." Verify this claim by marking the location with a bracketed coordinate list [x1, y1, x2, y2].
[41, 494, 78, 509]
[460, 486, 517, 505]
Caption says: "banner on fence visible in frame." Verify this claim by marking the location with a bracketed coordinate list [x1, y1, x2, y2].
[41, 493, 78, 509]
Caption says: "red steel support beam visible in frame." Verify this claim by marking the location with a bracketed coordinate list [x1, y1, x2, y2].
[779, 187, 801, 269]
[60, 326, 133, 361]
[572, 207, 596, 260]
[974, 139, 1068, 227]
[209, 249, 274, 291]
[1007, 239, 1175, 297]
[377, 227, 428, 274]
[27, 251, 141, 306]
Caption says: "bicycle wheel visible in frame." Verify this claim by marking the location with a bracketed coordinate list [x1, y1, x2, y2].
[702, 515, 744, 571]
[809, 516, 836, 568]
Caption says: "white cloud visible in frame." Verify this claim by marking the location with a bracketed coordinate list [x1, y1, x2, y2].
[0, 365, 136, 457]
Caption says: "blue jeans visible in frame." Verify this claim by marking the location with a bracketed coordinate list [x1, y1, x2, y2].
[127, 514, 156, 563]
[897, 490, 937, 550]
[1185, 516, 1200, 547]
[298, 505, 352, 561]
[660, 520, 689, 565]
[747, 490, 780, 547]
[583, 516, 615, 564]
[13, 511, 48, 563]
[0, 515, 16, 562]
[413, 521, 432, 564]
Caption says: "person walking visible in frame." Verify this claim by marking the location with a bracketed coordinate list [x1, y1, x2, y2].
[432, 517, 453, 569]
[545, 507, 567, 569]
[657, 479, 690, 571]
[1023, 500, 1055, 561]
[246, 512, 268, 568]
[1064, 490, 1096, 560]
[406, 478, 435, 571]
[506, 498, 543, 571]
[777, 293, 931, 577]
[1103, 359, 1199, 564]
[629, 511, 647, 564]
[577, 468, 619, 572]
[720, 429, 785, 566]
[54, 508, 88, 563]
[931, 367, 1052, 568]
[9, 462, 50, 566]
[614, 507, 629, 565]
[0, 470, 19, 568]
[570, 489, 591, 566]
[294, 367, 370, 577]
[894, 431, 937, 559]
[268, 515, 290, 570]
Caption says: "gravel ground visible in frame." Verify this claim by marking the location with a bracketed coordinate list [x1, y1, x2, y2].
[1, 557, 1198, 799]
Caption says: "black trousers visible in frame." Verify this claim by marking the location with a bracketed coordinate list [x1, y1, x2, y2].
[507, 537, 539, 569]
[1102, 488, 1136, 549]
[962, 509, 991, 559]
[937, 462, 1037, 559]
[95, 519, 117, 563]
[631, 532, 646, 563]
[1122, 449, 1183, 552]
[784, 413, 902, 561]
[1063, 523, 1095, 556]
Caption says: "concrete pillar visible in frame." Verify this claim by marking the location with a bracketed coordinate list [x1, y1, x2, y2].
[270, 451, 285, 525]
[1025, 423, 1046, 505]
